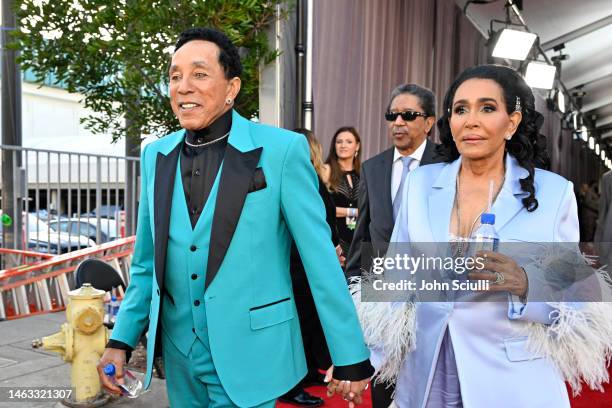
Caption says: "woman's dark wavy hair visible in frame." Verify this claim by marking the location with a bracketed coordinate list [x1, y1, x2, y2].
[325, 126, 361, 192]
[436, 64, 549, 212]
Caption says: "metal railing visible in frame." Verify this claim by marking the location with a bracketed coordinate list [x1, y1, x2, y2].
[0, 145, 139, 268]
[0, 236, 135, 320]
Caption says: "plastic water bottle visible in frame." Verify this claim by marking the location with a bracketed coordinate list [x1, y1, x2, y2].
[472, 213, 499, 253]
[110, 295, 120, 323]
[103, 294, 112, 325]
[103, 363, 143, 398]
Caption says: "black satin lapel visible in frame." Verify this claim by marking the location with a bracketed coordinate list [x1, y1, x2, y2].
[206, 145, 263, 290]
[154, 145, 181, 289]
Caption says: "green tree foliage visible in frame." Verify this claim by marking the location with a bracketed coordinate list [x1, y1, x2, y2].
[12, 0, 286, 143]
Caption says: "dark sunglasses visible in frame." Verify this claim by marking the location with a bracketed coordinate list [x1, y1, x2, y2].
[385, 110, 428, 122]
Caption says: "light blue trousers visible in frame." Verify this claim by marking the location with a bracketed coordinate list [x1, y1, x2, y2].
[162, 328, 276, 408]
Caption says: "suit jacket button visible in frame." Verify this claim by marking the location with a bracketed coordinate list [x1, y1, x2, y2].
[194, 300, 201, 306]
[192, 328, 195, 333]
[191, 274, 198, 280]
[190, 245, 197, 252]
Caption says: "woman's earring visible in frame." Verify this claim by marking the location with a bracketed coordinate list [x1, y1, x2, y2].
[226, 98, 232, 104]
[505, 134, 512, 140]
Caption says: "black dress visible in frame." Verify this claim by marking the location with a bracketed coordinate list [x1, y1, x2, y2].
[330, 170, 360, 259]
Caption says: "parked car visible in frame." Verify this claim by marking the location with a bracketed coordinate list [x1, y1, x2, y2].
[82, 205, 122, 219]
[26, 214, 95, 253]
[48, 217, 119, 244]
[0, 213, 95, 254]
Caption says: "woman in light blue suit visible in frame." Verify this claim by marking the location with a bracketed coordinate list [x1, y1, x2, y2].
[354, 65, 612, 408]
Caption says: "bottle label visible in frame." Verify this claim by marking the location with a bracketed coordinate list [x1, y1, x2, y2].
[116, 370, 143, 398]
[472, 237, 499, 254]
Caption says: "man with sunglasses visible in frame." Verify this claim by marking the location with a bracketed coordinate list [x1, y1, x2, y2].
[346, 83, 441, 408]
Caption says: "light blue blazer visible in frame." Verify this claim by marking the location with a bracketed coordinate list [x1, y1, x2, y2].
[387, 153, 578, 408]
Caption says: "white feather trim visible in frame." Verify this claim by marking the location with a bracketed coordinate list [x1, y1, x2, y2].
[520, 245, 612, 395]
[350, 276, 416, 385]
[351, 245, 612, 395]
[523, 302, 612, 395]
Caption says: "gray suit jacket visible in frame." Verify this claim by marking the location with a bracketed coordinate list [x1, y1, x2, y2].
[345, 139, 441, 279]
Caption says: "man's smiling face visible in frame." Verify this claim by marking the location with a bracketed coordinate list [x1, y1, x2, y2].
[169, 40, 238, 130]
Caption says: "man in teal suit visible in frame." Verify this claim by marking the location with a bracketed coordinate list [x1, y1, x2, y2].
[97, 28, 373, 407]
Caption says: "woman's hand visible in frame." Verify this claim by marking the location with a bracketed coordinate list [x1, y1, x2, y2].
[336, 245, 346, 267]
[468, 251, 528, 298]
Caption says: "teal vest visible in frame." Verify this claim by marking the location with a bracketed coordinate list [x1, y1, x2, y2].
[161, 158, 221, 356]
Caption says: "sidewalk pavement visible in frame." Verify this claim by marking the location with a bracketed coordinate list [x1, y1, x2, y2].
[0, 312, 168, 408]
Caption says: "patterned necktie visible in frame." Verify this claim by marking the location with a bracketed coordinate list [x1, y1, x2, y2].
[393, 156, 414, 221]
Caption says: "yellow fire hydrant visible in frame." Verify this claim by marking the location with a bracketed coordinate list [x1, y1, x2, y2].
[33, 283, 110, 407]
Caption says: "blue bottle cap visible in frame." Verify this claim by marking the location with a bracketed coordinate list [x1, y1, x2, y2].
[481, 213, 495, 225]
[111, 295, 117, 301]
[103, 363, 116, 376]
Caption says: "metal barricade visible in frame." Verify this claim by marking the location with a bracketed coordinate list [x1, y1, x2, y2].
[0, 145, 139, 268]
[0, 236, 135, 320]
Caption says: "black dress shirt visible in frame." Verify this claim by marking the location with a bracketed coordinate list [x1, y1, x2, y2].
[181, 109, 232, 228]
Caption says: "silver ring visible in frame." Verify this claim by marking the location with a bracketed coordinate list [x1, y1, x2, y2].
[493, 272, 505, 284]
[365, 383, 369, 390]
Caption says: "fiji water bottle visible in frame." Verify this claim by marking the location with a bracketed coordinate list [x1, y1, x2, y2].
[103, 363, 143, 398]
[103, 293, 112, 325]
[110, 295, 120, 323]
[472, 213, 499, 253]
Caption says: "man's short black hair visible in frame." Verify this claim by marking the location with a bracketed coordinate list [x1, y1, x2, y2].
[174, 28, 242, 79]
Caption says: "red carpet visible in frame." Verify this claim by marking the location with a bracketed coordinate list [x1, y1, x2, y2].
[276, 369, 612, 408]
[276, 384, 372, 408]
[569, 371, 612, 408]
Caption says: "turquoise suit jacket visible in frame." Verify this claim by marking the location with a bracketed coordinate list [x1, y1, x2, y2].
[110, 111, 372, 406]
[384, 153, 579, 408]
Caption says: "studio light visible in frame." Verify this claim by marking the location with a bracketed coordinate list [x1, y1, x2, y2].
[525, 62, 557, 89]
[596, 144, 600, 155]
[589, 136, 595, 150]
[492, 29, 537, 60]
[557, 89, 566, 113]
[581, 125, 589, 142]
[572, 111, 579, 130]
[601, 150, 607, 161]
